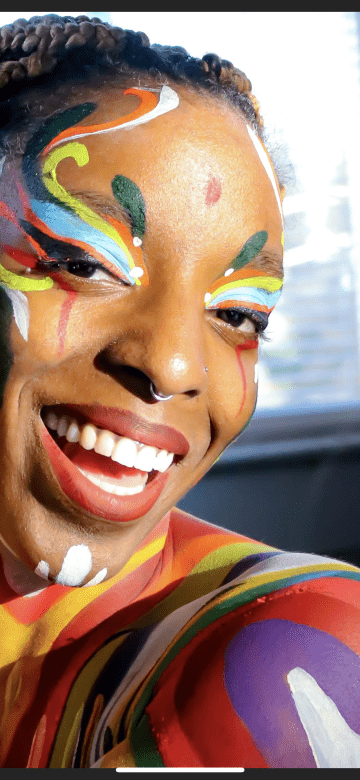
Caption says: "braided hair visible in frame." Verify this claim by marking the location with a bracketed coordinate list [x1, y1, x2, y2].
[0, 15, 269, 159]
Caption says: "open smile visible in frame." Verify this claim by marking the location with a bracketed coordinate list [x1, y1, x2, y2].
[40, 404, 189, 523]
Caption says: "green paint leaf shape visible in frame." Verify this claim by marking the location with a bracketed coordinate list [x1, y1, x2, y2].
[112, 175, 146, 239]
[232, 230, 268, 272]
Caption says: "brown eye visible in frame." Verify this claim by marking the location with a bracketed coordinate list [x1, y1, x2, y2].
[216, 309, 256, 331]
[66, 261, 98, 278]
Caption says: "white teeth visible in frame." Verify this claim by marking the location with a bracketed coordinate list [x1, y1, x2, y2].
[78, 468, 145, 495]
[57, 415, 70, 437]
[44, 410, 58, 431]
[134, 445, 158, 472]
[155, 450, 175, 472]
[80, 423, 97, 451]
[94, 429, 117, 457]
[111, 436, 138, 468]
[44, 410, 178, 475]
[66, 421, 80, 443]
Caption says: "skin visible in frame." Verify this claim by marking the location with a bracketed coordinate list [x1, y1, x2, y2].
[0, 82, 284, 591]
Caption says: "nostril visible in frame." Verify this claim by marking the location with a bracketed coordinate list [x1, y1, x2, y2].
[94, 353, 153, 401]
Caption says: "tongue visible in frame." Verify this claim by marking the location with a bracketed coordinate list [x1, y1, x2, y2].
[62, 442, 148, 488]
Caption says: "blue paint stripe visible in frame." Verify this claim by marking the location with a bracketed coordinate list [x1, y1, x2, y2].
[208, 286, 282, 308]
[31, 200, 134, 284]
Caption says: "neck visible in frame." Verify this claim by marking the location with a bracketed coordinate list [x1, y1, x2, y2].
[0, 541, 49, 597]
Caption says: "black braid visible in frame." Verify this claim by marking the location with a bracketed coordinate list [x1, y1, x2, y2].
[0, 14, 274, 170]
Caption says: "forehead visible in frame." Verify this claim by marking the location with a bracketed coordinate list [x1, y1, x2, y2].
[51, 85, 282, 253]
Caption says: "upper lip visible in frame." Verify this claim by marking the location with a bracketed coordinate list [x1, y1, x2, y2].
[51, 403, 191, 456]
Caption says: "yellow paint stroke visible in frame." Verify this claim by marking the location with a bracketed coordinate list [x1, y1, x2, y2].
[281, 231, 285, 246]
[210, 275, 283, 300]
[42, 142, 137, 273]
[0, 264, 53, 291]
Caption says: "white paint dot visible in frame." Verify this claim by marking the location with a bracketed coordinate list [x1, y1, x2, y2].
[204, 292, 212, 303]
[224, 268, 234, 277]
[254, 363, 259, 384]
[133, 236, 142, 247]
[55, 544, 92, 587]
[35, 560, 50, 580]
[84, 568, 108, 587]
[129, 266, 144, 279]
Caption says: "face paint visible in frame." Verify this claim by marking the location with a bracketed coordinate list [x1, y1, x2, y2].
[112, 175, 145, 239]
[246, 125, 284, 227]
[41, 85, 179, 152]
[205, 175, 222, 206]
[205, 231, 283, 330]
[8, 86, 178, 290]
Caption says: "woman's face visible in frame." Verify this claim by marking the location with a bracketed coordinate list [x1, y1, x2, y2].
[0, 83, 283, 588]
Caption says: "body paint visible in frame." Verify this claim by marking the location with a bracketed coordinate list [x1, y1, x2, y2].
[235, 340, 258, 417]
[205, 175, 222, 207]
[35, 546, 107, 588]
[57, 291, 78, 356]
[205, 231, 283, 324]
[41, 85, 179, 153]
[112, 175, 145, 239]
[18, 87, 179, 288]
[246, 125, 284, 227]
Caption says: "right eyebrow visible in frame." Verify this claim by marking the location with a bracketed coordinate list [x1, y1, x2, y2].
[67, 188, 132, 230]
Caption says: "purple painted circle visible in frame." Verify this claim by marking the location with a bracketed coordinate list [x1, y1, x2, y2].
[224, 619, 360, 768]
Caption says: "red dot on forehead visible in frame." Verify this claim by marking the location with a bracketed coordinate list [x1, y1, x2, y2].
[205, 175, 222, 206]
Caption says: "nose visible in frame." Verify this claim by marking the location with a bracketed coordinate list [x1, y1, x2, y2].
[98, 290, 209, 400]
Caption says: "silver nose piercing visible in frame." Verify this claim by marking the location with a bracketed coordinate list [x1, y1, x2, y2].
[149, 382, 173, 401]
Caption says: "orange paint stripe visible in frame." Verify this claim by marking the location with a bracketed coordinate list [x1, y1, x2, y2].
[215, 299, 272, 313]
[41, 88, 158, 157]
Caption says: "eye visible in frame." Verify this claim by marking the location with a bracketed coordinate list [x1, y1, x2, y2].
[65, 260, 110, 280]
[216, 308, 258, 332]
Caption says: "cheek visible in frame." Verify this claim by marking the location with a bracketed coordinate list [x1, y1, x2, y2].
[210, 341, 258, 442]
[235, 341, 258, 418]
[0, 287, 15, 406]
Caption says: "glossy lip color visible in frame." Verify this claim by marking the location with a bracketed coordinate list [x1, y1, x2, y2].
[65, 404, 190, 455]
[40, 423, 170, 523]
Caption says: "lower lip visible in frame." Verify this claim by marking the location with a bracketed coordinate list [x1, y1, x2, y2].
[41, 425, 170, 523]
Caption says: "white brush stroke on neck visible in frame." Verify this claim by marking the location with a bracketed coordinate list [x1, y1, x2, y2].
[287, 666, 360, 768]
[0, 286, 29, 341]
[34, 560, 50, 580]
[0, 156, 5, 179]
[48, 85, 180, 151]
[84, 567, 108, 587]
[55, 544, 92, 587]
[246, 124, 284, 227]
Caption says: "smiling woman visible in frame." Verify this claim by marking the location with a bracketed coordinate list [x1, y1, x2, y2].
[0, 14, 359, 770]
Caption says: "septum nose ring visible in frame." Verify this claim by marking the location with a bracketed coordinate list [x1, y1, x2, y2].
[149, 368, 208, 402]
[149, 382, 173, 401]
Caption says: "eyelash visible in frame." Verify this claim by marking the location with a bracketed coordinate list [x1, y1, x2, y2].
[215, 307, 269, 339]
[36, 251, 113, 279]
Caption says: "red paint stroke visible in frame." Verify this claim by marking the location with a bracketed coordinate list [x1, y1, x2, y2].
[235, 340, 258, 417]
[205, 175, 222, 206]
[235, 346, 247, 417]
[57, 290, 78, 356]
[0, 200, 20, 228]
[237, 339, 258, 351]
[2, 244, 37, 268]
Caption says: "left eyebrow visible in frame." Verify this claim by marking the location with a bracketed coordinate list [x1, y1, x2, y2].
[245, 249, 284, 278]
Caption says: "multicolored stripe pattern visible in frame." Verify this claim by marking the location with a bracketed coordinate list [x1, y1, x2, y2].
[1, 508, 360, 768]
